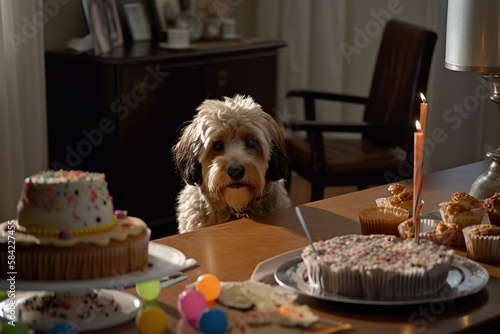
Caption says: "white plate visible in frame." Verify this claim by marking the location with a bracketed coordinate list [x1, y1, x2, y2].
[158, 42, 197, 50]
[0, 289, 140, 332]
[274, 255, 489, 305]
[251, 248, 302, 284]
[0, 242, 186, 291]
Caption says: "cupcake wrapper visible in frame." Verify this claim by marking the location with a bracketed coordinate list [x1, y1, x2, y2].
[463, 226, 500, 263]
[4, 232, 150, 280]
[375, 198, 423, 218]
[359, 207, 409, 236]
[306, 261, 452, 300]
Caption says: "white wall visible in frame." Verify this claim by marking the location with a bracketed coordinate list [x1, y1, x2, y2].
[424, 0, 499, 173]
[43, 0, 88, 50]
[309, 0, 499, 174]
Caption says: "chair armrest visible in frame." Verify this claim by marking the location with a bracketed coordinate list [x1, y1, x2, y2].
[287, 120, 409, 134]
[287, 90, 368, 105]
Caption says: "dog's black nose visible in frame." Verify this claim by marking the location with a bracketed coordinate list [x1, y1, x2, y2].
[228, 165, 245, 180]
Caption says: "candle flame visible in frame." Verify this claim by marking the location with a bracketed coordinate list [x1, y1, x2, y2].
[416, 120, 422, 131]
[420, 93, 426, 103]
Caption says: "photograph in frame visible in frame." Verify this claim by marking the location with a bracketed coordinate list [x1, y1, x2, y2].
[81, 0, 112, 55]
[122, 0, 153, 42]
[152, 0, 181, 38]
[103, 0, 124, 47]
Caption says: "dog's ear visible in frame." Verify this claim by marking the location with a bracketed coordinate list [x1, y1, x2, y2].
[265, 114, 290, 181]
[266, 145, 290, 181]
[172, 122, 203, 186]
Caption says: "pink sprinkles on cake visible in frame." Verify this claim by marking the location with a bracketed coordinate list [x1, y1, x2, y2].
[304, 234, 451, 269]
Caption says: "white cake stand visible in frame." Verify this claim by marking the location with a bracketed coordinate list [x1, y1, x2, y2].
[0, 243, 186, 332]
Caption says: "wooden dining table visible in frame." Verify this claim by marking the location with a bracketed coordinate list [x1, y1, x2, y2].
[93, 159, 500, 334]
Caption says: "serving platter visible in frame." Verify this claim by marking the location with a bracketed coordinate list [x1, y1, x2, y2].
[274, 255, 489, 305]
[0, 242, 186, 291]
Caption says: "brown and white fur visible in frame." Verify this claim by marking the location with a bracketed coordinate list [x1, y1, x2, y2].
[172, 95, 291, 233]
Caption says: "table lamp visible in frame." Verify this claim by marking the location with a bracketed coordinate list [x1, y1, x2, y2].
[445, 0, 500, 199]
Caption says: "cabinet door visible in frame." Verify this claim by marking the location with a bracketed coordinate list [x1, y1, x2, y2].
[118, 63, 203, 234]
[203, 53, 278, 114]
[46, 59, 121, 199]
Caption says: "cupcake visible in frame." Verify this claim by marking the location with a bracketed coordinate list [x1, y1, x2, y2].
[483, 192, 500, 226]
[398, 218, 457, 246]
[376, 183, 416, 217]
[358, 207, 409, 236]
[462, 224, 500, 263]
[439, 192, 485, 246]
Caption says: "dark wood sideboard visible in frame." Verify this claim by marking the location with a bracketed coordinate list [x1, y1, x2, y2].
[45, 38, 286, 237]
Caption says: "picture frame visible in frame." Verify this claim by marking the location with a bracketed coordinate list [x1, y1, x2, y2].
[122, 0, 152, 42]
[81, 0, 112, 55]
[151, 0, 181, 39]
[102, 0, 124, 47]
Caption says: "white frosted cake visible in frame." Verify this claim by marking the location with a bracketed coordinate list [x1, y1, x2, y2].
[301, 234, 454, 300]
[16, 170, 117, 236]
[0, 170, 150, 280]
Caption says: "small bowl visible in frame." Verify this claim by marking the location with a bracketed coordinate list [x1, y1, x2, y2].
[359, 207, 409, 236]
[398, 218, 457, 246]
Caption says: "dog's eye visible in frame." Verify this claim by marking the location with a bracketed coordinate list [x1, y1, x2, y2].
[212, 141, 224, 151]
[245, 138, 258, 149]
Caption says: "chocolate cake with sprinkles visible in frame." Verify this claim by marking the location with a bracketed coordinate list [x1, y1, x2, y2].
[301, 234, 454, 300]
[0, 170, 150, 280]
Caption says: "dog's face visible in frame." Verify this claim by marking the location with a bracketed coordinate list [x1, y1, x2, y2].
[172, 95, 289, 211]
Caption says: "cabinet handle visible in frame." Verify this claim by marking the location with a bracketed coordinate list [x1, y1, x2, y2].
[216, 70, 228, 86]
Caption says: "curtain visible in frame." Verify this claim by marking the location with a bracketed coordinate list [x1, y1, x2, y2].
[0, 0, 48, 221]
[255, 0, 358, 132]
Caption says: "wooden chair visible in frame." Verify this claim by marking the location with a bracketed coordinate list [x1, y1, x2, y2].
[285, 20, 437, 201]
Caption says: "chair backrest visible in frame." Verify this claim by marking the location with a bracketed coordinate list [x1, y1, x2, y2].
[363, 20, 437, 153]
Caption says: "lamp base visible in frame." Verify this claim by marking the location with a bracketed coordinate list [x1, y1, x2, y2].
[470, 148, 500, 199]
[482, 74, 500, 105]
[469, 75, 500, 199]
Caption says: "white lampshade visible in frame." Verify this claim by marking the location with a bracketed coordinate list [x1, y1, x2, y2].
[445, 0, 500, 73]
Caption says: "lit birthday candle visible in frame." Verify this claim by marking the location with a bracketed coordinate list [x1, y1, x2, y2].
[420, 93, 428, 134]
[413, 120, 424, 243]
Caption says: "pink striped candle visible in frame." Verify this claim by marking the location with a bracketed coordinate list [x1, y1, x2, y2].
[413, 120, 424, 243]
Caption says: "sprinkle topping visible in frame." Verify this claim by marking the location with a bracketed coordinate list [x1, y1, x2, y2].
[303, 234, 453, 270]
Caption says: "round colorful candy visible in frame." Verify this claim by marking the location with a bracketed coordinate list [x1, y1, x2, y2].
[45, 323, 77, 334]
[135, 306, 168, 334]
[198, 308, 227, 334]
[195, 274, 221, 302]
[0, 322, 30, 334]
[136, 279, 161, 301]
[177, 289, 207, 321]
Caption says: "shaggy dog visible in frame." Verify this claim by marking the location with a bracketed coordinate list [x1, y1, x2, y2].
[172, 95, 291, 233]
